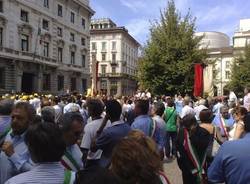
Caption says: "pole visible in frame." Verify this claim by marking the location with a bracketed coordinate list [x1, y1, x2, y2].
[220, 55, 223, 96]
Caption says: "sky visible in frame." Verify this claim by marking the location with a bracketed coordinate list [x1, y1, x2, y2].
[90, 0, 250, 45]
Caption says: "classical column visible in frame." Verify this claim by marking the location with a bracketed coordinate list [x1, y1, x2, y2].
[15, 61, 23, 92]
[117, 80, 122, 96]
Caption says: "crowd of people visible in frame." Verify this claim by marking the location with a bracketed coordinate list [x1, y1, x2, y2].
[0, 88, 250, 184]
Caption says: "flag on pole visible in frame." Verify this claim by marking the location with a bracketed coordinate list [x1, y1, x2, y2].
[194, 64, 203, 97]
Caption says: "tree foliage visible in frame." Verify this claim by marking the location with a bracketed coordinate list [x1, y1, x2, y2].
[228, 45, 250, 97]
[137, 0, 207, 95]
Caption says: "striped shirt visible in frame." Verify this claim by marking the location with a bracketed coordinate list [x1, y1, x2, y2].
[5, 162, 75, 184]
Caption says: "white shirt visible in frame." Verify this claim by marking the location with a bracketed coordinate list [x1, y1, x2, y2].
[194, 105, 208, 121]
[63, 103, 81, 114]
[80, 118, 110, 160]
[53, 105, 62, 123]
[180, 105, 195, 119]
[244, 93, 250, 110]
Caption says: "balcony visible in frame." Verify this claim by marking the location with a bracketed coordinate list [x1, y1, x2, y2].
[98, 73, 123, 78]
[110, 60, 118, 66]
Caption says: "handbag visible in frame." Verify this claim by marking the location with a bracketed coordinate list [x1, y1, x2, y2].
[209, 127, 221, 157]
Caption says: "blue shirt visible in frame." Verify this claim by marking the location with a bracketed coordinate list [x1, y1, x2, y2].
[93, 121, 131, 167]
[131, 115, 152, 136]
[152, 115, 166, 151]
[212, 114, 235, 136]
[5, 162, 75, 184]
[0, 131, 33, 184]
[208, 133, 250, 184]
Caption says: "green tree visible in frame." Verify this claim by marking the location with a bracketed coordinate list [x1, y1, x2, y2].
[228, 45, 250, 97]
[138, 0, 207, 95]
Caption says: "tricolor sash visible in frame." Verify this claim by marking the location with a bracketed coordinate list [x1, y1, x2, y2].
[219, 115, 229, 139]
[159, 171, 171, 184]
[0, 126, 11, 141]
[61, 151, 81, 171]
[183, 128, 207, 184]
[63, 170, 75, 184]
[149, 118, 156, 138]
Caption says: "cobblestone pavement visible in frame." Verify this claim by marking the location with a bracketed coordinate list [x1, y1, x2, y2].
[164, 160, 183, 184]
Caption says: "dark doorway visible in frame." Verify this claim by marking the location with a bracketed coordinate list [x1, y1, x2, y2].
[22, 73, 34, 93]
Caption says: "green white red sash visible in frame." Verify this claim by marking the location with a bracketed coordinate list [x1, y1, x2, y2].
[219, 115, 229, 139]
[183, 128, 207, 184]
[159, 171, 171, 184]
[149, 118, 156, 138]
[0, 126, 11, 141]
[63, 170, 75, 184]
[61, 151, 80, 171]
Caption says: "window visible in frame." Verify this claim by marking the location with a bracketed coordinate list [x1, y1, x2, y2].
[0, 67, 5, 89]
[20, 10, 28, 22]
[82, 79, 87, 92]
[81, 38, 86, 46]
[57, 27, 62, 37]
[57, 4, 62, 17]
[21, 34, 29, 51]
[58, 47, 63, 62]
[82, 18, 86, 29]
[71, 51, 75, 64]
[70, 12, 75, 23]
[102, 42, 106, 51]
[101, 65, 106, 74]
[0, 1, 3, 13]
[92, 42, 96, 50]
[112, 66, 116, 74]
[225, 71, 231, 79]
[43, 74, 50, 91]
[100, 80, 107, 89]
[0, 27, 3, 46]
[44, 0, 49, 8]
[42, 19, 49, 30]
[112, 41, 116, 50]
[112, 53, 116, 61]
[92, 54, 96, 61]
[226, 61, 230, 69]
[70, 33, 75, 42]
[102, 53, 106, 61]
[57, 75, 64, 91]
[82, 55, 86, 67]
[71, 78, 76, 91]
[43, 42, 49, 57]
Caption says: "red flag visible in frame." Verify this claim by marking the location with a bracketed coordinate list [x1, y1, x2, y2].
[194, 64, 203, 97]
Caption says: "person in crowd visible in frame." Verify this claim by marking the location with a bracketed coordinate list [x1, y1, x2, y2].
[91, 100, 131, 168]
[244, 87, 250, 111]
[52, 96, 63, 124]
[131, 99, 152, 136]
[229, 106, 248, 140]
[0, 99, 13, 147]
[175, 95, 183, 115]
[110, 136, 170, 184]
[179, 96, 195, 119]
[164, 98, 178, 160]
[80, 99, 107, 168]
[212, 106, 235, 141]
[29, 93, 41, 114]
[208, 113, 250, 184]
[0, 102, 36, 184]
[194, 99, 208, 122]
[63, 96, 81, 114]
[41, 106, 55, 123]
[151, 101, 166, 159]
[176, 114, 210, 184]
[212, 98, 224, 115]
[5, 122, 75, 184]
[199, 109, 224, 166]
[59, 112, 84, 171]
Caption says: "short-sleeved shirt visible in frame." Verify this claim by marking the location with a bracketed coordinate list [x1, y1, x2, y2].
[164, 107, 177, 132]
[81, 118, 110, 160]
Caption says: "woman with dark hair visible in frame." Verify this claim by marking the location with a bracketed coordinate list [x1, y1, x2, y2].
[199, 109, 224, 166]
[110, 135, 170, 184]
[230, 106, 248, 140]
[176, 114, 210, 184]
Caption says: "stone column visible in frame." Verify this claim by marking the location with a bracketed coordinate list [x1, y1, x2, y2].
[107, 79, 111, 96]
[117, 80, 122, 96]
[15, 61, 23, 92]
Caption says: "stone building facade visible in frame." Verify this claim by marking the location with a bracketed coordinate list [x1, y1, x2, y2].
[0, 0, 94, 94]
[90, 18, 140, 96]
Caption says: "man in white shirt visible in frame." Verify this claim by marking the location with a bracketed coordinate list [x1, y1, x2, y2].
[80, 99, 110, 168]
[63, 97, 81, 114]
[180, 97, 195, 119]
[194, 99, 208, 122]
[244, 87, 250, 111]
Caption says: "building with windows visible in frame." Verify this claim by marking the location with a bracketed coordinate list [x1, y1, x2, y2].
[195, 19, 250, 96]
[0, 0, 94, 94]
[90, 18, 140, 96]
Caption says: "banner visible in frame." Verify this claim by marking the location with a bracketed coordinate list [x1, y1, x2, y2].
[203, 64, 214, 97]
[193, 64, 203, 97]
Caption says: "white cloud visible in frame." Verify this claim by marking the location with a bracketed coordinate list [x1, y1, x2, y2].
[120, 0, 146, 12]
